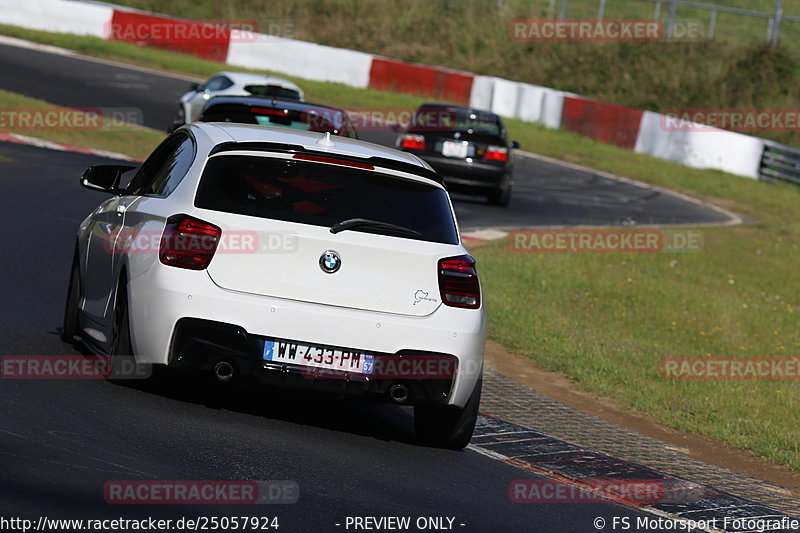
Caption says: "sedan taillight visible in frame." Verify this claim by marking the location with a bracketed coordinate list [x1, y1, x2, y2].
[159, 215, 221, 270]
[400, 134, 426, 150]
[438, 255, 480, 309]
[484, 145, 509, 162]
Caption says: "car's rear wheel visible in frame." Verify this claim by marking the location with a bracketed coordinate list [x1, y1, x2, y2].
[414, 375, 482, 449]
[167, 105, 186, 133]
[60, 250, 80, 344]
[108, 280, 135, 382]
[488, 183, 511, 207]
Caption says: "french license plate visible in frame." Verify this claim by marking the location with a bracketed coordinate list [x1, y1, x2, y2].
[263, 340, 374, 374]
[441, 140, 468, 158]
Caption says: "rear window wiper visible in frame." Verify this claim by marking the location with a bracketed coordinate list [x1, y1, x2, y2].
[330, 218, 422, 239]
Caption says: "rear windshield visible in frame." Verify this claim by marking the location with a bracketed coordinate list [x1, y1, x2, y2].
[414, 108, 502, 136]
[244, 84, 302, 100]
[201, 106, 351, 137]
[195, 155, 459, 244]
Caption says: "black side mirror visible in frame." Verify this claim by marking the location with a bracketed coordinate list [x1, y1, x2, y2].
[190, 82, 203, 92]
[80, 165, 136, 195]
[510, 141, 520, 149]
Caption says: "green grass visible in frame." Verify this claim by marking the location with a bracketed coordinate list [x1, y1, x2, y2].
[0, 88, 163, 160]
[474, 219, 800, 468]
[483, 123, 800, 470]
[112, 0, 800, 48]
[106, 0, 800, 147]
[3, 24, 800, 469]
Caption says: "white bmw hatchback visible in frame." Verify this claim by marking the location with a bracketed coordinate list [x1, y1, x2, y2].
[63, 123, 486, 448]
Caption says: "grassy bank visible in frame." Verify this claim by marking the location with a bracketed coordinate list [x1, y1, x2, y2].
[2, 26, 800, 470]
[112, 0, 800, 147]
[0, 88, 163, 160]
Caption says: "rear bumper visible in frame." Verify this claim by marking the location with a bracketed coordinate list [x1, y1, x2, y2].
[411, 153, 510, 191]
[170, 318, 456, 405]
[128, 266, 486, 408]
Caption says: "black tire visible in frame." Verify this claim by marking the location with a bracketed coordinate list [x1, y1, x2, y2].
[414, 375, 482, 449]
[167, 105, 186, 133]
[61, 251, 80, 344]
[488, 184, 511, 207]
[108, 280, 135, 382]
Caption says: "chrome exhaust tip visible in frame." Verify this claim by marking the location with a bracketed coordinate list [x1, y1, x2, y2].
[213, 361, 234, 382]
[389, 383, 410, 404]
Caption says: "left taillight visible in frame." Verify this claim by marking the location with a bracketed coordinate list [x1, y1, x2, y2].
[484, 145, 509, 162]
[159, 215, 222, 270]
[400, 133, 426, 150]
[438, 255, 480, 309]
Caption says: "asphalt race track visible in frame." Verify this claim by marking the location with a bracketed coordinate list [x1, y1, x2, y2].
[0, 141, 693, 530]
[0, 38, 726, 531]
[0, 40, 734, 231]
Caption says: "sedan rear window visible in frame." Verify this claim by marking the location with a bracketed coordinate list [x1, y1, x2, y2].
[244, 85, 302, 101]
[195, 155, 459, 244]
[415, 108, 502, 137]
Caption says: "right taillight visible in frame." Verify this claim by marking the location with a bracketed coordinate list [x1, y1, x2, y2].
[438, 255, 480, 309]
[484, 145, 508, 162]
[159, 215, 221, 270]
[400, 134, 426, 150]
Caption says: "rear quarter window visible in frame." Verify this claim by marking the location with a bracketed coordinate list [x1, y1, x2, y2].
[194, 155, 458, 245]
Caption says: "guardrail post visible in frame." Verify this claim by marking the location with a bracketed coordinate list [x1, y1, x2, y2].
[708, 10, 717, 39]
[666, 0, 677, 38]
[770, 0, 783, 46]
[558, 0, 568, 19]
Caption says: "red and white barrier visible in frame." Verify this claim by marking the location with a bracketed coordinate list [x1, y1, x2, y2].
[1, 0, 113, 38]
[227, 38, 373, 88]
[368, 58, 474, 104]
[561, 96, 644, 150]
[515, 83, 567, 130]
[635, 111, 764, 179]
[0, 0, 767, 179]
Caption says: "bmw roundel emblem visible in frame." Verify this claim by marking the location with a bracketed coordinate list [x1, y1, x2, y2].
[319, 250, 341, 274]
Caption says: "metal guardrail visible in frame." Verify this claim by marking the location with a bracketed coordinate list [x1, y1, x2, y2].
[760, 141, 800, 185]
[644, 0, 798, 21]
[641, 0, 797, 44]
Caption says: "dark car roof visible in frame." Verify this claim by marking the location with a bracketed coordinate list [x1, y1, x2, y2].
[417, 103, 502, 122]
[408, 103, 506, 139]
[204, 96, 346, 116]
[201, 95, 357, 138]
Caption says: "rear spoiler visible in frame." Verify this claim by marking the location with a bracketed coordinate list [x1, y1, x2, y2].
[209, 141, 445, 186]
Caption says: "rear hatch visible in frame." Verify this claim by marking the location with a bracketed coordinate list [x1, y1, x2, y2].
[194, 152, 460, 317]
